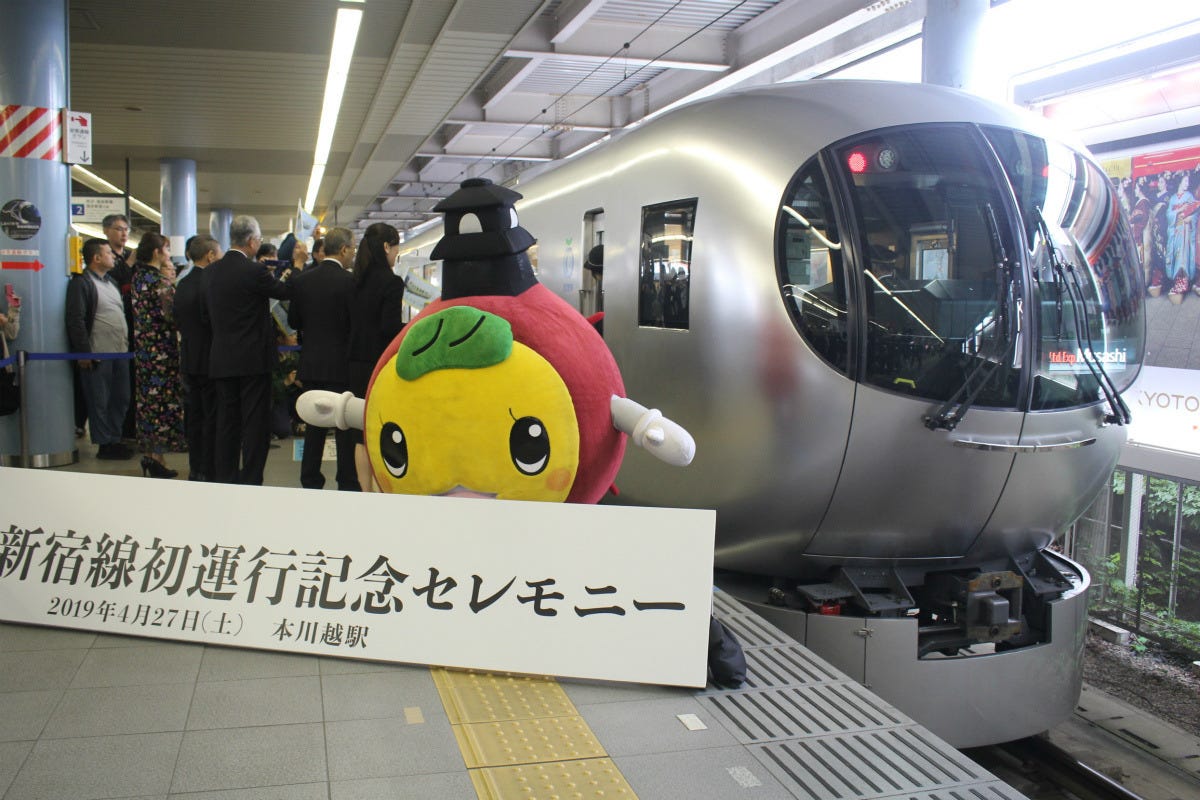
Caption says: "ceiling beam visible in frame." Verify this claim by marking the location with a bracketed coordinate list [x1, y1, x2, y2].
[446, 117, 611, 133]
[416, 151, 553, 162]
[504, 48, 727, 72]
[549, 0, 607, 45]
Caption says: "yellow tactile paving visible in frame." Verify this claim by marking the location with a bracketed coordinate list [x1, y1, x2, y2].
[452, 715, 608, 768]
[432, 667, 578, 724]
[430, 666, 641, 798]
[469, 757, 638, 799]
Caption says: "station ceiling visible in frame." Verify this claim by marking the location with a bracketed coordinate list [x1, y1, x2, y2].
[66, 0, 1200, 241]
[67, 0, 925, 239]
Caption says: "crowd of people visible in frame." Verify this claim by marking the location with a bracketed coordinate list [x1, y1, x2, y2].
[66, 213, 407, 489]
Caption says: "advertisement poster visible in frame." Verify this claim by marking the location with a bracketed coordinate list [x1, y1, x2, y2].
[1105, 146, 1200, 454]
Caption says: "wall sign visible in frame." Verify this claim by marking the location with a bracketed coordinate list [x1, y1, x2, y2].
[0, 199, 41, 241]
[0, 469, 716, 687]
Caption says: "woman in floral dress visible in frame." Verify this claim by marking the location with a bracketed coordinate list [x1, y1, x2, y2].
[132, 232, 184, 478]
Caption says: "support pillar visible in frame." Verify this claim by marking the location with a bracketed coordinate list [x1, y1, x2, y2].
[922, 0, 989, 93]
[159, 158, 196, 265]
[0, 0, 74, 466]
[209, 207, 233, 252]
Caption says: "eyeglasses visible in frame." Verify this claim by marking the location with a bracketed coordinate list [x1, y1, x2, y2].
[109, 226, 130, 233]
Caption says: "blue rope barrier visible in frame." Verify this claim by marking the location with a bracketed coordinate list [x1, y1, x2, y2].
[19, 345, 302, 362]
[0, 354, 14, 369]
[23, 351, 134, 362]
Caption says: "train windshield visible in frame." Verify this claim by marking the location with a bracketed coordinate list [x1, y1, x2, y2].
[834, 125, 1022, 408]
[983, 127, 1144, 410]
[776, 123, 1145, 414]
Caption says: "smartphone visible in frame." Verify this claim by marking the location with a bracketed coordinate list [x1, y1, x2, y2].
[4, 284, 16, 308]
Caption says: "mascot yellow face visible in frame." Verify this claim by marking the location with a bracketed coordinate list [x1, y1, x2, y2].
[364, 306, 580, 501]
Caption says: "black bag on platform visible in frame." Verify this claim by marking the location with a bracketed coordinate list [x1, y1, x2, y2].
[0, 338, 18, 416]
[0, 369, 18, 416]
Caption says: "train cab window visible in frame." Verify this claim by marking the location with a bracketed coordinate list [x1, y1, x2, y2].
[1004, 137, 1145, 411]
[836, 125, 1021, 408]
[777, 160, 850, 375]
[639, 199, 696, 329]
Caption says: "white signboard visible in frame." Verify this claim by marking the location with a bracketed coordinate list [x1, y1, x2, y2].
[1125, 365, 1200, 456]
[64, 109, 92, 165]
[0, 470, 716, 687]
[71, 195, 125, 224]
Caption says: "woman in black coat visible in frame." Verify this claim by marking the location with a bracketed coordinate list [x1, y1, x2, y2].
[347, 222, 404, 488]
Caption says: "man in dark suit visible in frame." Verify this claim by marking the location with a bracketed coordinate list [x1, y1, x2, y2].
[287, 226, 359, 491]
[205, 215, 291, 485]
[176, 234, 222, 481]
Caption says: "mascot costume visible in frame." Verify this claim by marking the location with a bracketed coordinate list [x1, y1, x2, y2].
[297, 178, 744, 686]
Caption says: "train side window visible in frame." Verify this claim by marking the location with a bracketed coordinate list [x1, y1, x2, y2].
[639, 199, 696, 329]
[776, 160, 850, 375]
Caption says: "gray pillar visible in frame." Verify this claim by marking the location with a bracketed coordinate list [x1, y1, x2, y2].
[159, 158, 196, 265]
[0, 0, 75, 466]
[209, 207, 233, 252]
[922, 0, 989, 93]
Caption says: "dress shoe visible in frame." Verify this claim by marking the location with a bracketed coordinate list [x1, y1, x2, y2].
[141, 456, 178, 479]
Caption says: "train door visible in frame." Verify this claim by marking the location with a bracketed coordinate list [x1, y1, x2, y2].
[806, 124, 1025, 559]
[580, 209, 604, 324]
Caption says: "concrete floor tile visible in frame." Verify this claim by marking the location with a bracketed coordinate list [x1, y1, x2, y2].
[172, 724, 327, 794]
[42, 683, 193, 738]
[167, 783, 328, 799]
[320, 669, 441, 721]
[0, 740, 34, 798]
[70, 642, 202, 688]
[0, 649, 87, 692]
[577, 696, 738, 757]
[0, 623, 96, 651]
[187, 676, 322, 730]
[4, 732, 181, 800]
[0, 690, 63, 742]
[330, 773, 475, 799]
[197, 645, 319, 682]
[325, 716, 462, 781]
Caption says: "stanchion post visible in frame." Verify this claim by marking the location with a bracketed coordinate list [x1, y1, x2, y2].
[18, 350, 30, 469]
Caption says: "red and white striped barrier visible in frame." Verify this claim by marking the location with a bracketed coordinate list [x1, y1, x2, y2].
[0, 105, 62, 161]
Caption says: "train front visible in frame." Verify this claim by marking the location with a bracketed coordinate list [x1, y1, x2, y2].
[714, 86, 1145, 746]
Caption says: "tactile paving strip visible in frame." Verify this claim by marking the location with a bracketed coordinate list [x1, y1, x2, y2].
[453, 715, 609, 768]
[469, 757, 638, 799]
[432, 668, 578, 724]
[431, 667, 640, 797]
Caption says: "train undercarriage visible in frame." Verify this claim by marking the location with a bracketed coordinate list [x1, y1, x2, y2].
[716, 549, 1091, 748]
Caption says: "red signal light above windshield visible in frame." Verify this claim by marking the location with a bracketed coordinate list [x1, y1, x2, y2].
[847, 151, 868, 173]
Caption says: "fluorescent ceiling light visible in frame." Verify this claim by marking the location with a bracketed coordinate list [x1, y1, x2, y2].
[306, 5, 363, 212]
[70, 165, 162, 223]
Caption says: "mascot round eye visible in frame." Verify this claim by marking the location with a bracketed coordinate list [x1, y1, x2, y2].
[509, 416, 550, 475]
[379, 422, 408, 478]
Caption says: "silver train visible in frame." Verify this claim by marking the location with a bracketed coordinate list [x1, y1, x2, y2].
[402, 80, 1145, 746]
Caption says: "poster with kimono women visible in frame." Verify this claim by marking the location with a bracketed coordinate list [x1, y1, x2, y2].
[1105, 145, 1200, 455]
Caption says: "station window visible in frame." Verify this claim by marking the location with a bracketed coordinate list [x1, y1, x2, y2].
[777, 160, 850, 375]
[836, 124, 1021, 407]
[638, 199, 696, 329]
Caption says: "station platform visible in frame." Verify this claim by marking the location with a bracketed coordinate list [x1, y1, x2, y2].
[0, 440, 1029, 799]
[0, 592, 1025, 799]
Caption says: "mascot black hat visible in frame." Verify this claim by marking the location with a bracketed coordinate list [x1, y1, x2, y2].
[431, 178, 538, 300]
